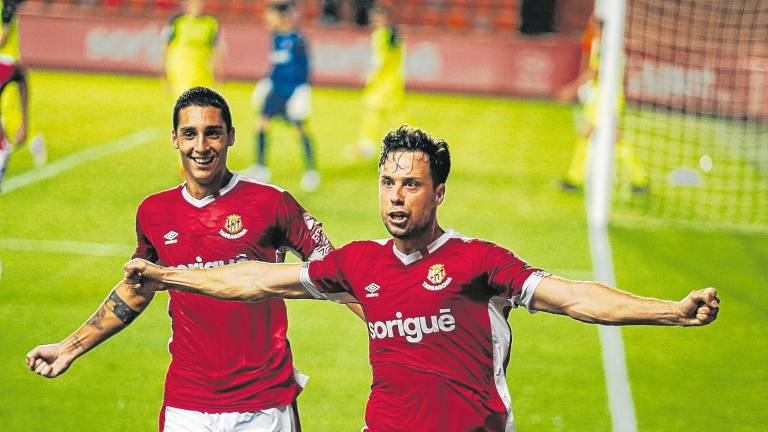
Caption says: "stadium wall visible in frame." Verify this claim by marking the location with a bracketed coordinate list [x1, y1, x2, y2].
[18, 13, 581, 97]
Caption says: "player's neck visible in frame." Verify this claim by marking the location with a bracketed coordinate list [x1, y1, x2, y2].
[393, 223, 444, 256]
[186, 170, 233, 199]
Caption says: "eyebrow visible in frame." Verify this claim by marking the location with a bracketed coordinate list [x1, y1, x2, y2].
[178, 125, 225, 133]
[380, 174, 421, 182]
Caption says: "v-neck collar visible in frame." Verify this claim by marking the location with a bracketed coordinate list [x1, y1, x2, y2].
[391, 228, 456, 265]
[181, 173, 241, 208]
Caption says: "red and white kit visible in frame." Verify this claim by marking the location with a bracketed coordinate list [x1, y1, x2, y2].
[299, 229, 549, 432]
[134, 173, 331, 414]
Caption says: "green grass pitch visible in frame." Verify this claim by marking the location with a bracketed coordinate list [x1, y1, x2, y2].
[0, 70, 765, 431]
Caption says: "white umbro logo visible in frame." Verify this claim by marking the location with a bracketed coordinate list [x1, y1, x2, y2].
[164, 231, 179, 245]
[365, 283, 380, 298]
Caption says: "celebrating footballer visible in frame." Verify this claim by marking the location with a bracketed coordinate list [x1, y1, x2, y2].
[124, 125, 720, 431]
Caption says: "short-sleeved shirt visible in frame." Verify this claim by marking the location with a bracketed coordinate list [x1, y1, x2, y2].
[0, 54, 21, 89]
[134, 173, 331, 413]
[268, 31, 309, 99]
[299, 229, 549, 431]
[163, 13, 219, 94]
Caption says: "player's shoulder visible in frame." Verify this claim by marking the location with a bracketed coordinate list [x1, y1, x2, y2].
[201, 14, 220, 26]
[235, 173, 289, 198]
[234, 173, 308, 210]
[136, 183, 184, 213]
[441, 230, 504, 254]
[167, 13, 184, 26]
[291, 31, 308, 44]
[338, 238, 391, 255]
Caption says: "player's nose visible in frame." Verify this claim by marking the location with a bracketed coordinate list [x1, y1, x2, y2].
[193, 135, 211, 152]
[389, 185, 405, 204]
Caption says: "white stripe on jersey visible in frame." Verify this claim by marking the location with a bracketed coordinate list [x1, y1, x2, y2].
[299, 263, 356, 304]
[488, 296, 515, 432]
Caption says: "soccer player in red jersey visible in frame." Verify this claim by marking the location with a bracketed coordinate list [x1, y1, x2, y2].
[124, 125, 720, 431]
[0, 53, 27, 191]
[26, 87, 363, 431]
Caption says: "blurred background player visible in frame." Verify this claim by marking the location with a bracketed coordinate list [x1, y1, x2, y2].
[357, 5, 406, 158]
[556, 11, 647, 193]
[248, 2, 318, 192]
[0, 54, 27, 191]
[162, 0, 221, 98]
[1, 0, 44, 167]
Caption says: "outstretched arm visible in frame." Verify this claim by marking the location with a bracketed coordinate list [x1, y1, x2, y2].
[26, 280, 154, 378]
[530, 276, 719, 326]
[125, 258, 312, 301]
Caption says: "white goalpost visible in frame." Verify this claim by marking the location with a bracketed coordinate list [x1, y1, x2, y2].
[586, 0, 767, 429]
[586, 0, 637, 431]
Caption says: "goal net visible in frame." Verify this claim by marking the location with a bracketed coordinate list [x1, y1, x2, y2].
[612, 0, 768, 233]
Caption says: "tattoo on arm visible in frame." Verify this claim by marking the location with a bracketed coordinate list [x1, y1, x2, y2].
[106, 290, 139, 325]
[63, 335, 86, 353]
[86, 306, 107, 330]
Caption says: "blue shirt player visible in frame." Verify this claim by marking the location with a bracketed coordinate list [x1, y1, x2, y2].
[249, 2, 318, 192]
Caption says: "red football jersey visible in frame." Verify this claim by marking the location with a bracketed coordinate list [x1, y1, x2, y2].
[133, 173, 331, 413]
[0, 55, 19, 89]
[300, 229, 549, 431]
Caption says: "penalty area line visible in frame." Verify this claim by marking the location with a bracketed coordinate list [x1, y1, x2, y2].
[1, 128, 163, 195]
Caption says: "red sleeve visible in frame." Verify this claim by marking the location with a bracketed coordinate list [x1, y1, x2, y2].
[275, 191, 332, 261]
[299, 247, 357, 303]
[478, 241, 548, 306]
[131, 207, 158, 263]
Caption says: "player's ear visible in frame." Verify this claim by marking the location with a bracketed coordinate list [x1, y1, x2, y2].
[172, 130, 179, 149]
[434, 182, 446, 206]
[228, 127, 236, 147]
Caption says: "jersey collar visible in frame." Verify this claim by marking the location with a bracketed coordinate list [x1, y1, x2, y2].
[181, 173, 241, 208]
[391, 228, 455, 265]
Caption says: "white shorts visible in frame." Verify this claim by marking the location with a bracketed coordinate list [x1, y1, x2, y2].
[162, 403, 300, 432]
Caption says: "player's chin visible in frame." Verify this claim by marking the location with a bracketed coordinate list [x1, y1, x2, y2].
[384, 222, 410, 239]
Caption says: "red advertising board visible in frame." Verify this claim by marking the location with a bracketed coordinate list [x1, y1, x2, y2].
[18, 13, 581, 97]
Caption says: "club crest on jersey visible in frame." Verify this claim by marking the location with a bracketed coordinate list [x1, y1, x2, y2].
[219, 214, 248, 239]
[423, 264, 452, 291]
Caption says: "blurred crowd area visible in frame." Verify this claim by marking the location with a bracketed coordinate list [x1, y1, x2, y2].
[23, 0, 593, 35]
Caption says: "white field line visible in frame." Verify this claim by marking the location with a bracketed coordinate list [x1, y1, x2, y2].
[589, 224, 638, 432]
[0, 238, 135, 257]
[1, 128, 163, 195]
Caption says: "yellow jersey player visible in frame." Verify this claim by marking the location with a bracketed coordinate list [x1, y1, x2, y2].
[0, 55, 28, 191]
[0, 0, 22, 59]
[358, 6, 406, 158]
[0, 0, 44, 167]
[162, 0, 220, 98]
[557, 12, 647, 193]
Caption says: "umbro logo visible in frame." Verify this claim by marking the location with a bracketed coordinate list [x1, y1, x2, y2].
[365, 283, 380, 298]
[164, 231, 178, 245]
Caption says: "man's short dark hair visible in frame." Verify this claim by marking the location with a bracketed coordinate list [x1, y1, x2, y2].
[173, 86, 233, 131]
[270, 1, 292, 14]
[379, 125, 451, 185]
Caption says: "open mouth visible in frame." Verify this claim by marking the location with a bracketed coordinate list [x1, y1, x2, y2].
[189, 154, 215, 167]
[387, 211, 409, 225]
